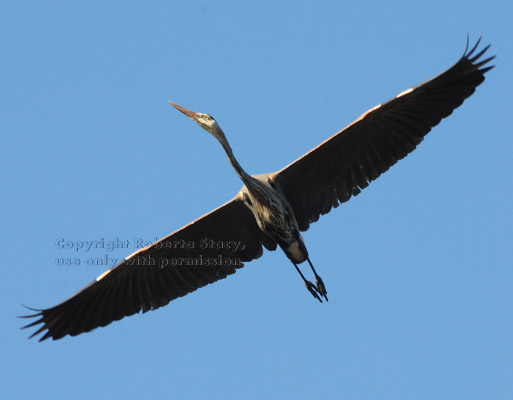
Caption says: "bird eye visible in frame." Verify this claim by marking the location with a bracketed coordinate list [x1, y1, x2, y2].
[204, 114, 211, 120]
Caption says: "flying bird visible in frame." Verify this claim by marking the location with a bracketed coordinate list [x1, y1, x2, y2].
[22, 38, 494, 341]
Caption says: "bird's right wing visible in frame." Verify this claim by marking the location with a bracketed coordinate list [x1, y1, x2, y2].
[22, 196, 276, 341]
[273, 39, 494, 231]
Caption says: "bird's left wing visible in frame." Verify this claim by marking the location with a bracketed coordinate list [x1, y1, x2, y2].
[22, 196, 276, 341]
[273, 39, 494, 231]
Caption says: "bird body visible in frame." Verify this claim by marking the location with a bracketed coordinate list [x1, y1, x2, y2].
[239, 175, 306, 263]
[22, 38, 494, 341]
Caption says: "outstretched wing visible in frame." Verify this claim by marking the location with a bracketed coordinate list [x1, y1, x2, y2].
[274, 39, 494, 231]
[22, 196, 276, 341]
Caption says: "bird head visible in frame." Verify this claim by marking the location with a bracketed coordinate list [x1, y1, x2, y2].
[168, 101, 227, 144]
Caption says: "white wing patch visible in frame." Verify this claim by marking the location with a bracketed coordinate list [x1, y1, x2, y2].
[96, 270, 112, 282]
[396, 88, 413, 98]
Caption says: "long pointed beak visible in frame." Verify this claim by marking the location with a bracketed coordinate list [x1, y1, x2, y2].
[168, 101, 201, 121]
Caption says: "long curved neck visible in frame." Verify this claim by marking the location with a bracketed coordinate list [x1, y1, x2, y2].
[215, 128, 259, 192]
[220, 139, 253, 184]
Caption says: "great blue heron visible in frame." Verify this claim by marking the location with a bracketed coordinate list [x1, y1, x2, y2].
[22, 39, 494, 341]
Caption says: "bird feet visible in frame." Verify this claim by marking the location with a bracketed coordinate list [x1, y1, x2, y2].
[305, 280, 323, 303]
[314, 275, 328, 302]
[293, 261, 328, 303]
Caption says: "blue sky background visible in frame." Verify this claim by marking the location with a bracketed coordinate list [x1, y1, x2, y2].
[2, 1, 512, 399]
